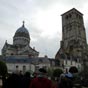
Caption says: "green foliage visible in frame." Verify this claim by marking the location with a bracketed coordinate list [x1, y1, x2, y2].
[47, 68, 54, 77]
[53, 68, 63, 77]
[0, 60, 7, 77]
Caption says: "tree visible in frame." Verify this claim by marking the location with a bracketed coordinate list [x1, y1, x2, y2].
[0, 60, 7, 85]
[47, 68, 54, 78]
[53, 68, 63, 77]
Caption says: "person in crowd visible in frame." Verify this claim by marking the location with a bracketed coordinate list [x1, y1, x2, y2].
[2, 72, 22, 88]
[58, 68, 74, 88]
[29, 68, 53, 88]
[65, 72, 73, 88]
[21, 72, 32, 88]
[57, 73, 66, 88]
[33, 72, 38, 78]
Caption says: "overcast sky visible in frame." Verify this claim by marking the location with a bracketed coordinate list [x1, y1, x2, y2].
[0, 0, 88, 58]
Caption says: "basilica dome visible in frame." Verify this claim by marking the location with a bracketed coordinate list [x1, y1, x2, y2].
[14, 21, 30, 38]
[13, 21, 30, 46]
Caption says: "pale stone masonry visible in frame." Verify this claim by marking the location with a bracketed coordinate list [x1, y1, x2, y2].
[55, 8, 88, 71]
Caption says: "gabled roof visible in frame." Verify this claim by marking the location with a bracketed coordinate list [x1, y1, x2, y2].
[61, 8, 83, 16]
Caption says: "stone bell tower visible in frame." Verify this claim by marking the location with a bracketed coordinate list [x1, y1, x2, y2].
[56, 8, 87, 64]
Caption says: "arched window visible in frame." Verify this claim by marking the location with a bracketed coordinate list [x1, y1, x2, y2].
[23, 65, 26, 73]
[65, 15, 68, 19]
[11, 53, 14, 55]
[15, 65, 19, 72]
[16, 65, 18, 68]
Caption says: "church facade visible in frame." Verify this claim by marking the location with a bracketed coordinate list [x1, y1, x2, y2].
[55, 8, 88, 71]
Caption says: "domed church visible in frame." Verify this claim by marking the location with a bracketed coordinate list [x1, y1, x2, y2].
[2, 21, 39, 57]
[0, 21, 51, 73]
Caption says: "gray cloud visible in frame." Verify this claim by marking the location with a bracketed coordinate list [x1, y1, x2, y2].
[0, 0, 88, 58]
[33, 0, 59, 9]
[30, 36, 60, 58]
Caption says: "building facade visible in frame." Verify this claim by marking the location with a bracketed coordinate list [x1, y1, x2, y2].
[55, 8, 88, 71]
[2, 21, 39, 57]
[0, 21, 50, 74]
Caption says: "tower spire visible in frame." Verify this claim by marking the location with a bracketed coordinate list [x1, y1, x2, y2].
[22, 21, 25, 27]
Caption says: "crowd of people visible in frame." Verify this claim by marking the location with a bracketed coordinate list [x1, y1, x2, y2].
[2, 67, 76, 88]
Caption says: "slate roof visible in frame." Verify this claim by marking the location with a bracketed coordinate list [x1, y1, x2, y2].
[0, 56, 50, 64]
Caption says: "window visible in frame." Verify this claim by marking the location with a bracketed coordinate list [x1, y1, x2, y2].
[76, 14, 78, 18]
[16, 65, 19, 71]
[23, 65, 26, 73]
[69, 14, 72, 18]
[65, 15, 68, 19]
[66, 59, 67, 64]
[11, 53, 13, 55]
[35, 66, 39, 71]
[16, 65, 18, 68]
[71, 60, 72, 65]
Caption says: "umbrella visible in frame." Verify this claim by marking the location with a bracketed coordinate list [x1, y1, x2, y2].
[69, 66, 78, 73]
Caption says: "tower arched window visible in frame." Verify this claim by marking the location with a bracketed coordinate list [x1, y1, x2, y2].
[65, 15, 68, 19]
[69, 14, 72, 18]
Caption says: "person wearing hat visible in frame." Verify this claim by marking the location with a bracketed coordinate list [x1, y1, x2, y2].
[58, 68, 74, 88]
[29, 68, 53, 88]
